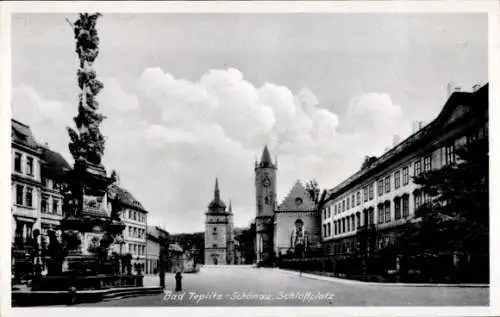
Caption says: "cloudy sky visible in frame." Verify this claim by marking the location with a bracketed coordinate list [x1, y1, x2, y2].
[11, 13, 487, 233]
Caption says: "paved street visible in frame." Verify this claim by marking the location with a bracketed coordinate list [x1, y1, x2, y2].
[82, 266, 488, 306]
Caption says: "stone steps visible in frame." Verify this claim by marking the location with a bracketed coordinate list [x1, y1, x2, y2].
[12, 286, 164, 306]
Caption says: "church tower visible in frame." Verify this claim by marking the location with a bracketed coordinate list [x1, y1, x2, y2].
[226, 200, 235, 264]
[255, 145, 277, 264]
[205, 178, 230, 265]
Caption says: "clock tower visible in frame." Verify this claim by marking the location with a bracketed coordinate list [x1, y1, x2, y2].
[255, 145, 277, 265]
[205, 178, 231, 265]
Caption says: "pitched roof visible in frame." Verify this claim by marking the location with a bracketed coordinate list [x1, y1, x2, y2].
[169, 243, 184, 253]
[108, 184, 147, 212]
[325, 83, 489, 201]
[11, 119, 39, 150]
[277, 180, 317, 212]
[40, 146, 71, 179]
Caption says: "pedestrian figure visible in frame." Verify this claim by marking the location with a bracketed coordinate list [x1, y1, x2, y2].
[175, 272, 182, 292]
[159, 270, 165, 289]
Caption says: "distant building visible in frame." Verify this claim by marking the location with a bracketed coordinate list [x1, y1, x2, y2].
[254, 146, 321, 264]
[146, 225, 169, 274]
[320, 84, 488, 258]
[274, 180, 321, 257]
[108, 185, 149, 273]
[204, 179, 236, 265]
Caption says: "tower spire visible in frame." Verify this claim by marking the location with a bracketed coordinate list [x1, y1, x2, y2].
[214, 177, 220, 200]
[229, 200, 233, 214]
[208, 177, 226, 210]
[259, 145, 274, 168]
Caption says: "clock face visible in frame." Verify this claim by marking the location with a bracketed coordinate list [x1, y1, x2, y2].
[262, 176, 271, 187]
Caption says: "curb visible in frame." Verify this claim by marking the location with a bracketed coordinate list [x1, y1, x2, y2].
[276, 269, 489, 288]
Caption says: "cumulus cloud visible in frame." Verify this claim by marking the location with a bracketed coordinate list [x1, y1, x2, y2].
[12, 67, 407, 233]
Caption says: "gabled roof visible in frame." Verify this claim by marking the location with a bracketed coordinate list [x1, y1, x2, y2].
[277, 180, 317, 212]
[108, 184, 147, 212]
[11, 119, 39, 150]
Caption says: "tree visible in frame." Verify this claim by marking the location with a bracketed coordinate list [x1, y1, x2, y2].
[399, 138, 489, 257]
[305, 179, 320, 204]
[235, 222, 256, 264]
[361, 156, 378, 170]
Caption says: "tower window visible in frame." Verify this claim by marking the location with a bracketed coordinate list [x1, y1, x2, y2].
[213, 244, 217, 248]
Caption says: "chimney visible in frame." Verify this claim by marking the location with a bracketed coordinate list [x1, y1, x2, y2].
[447, 82, 456, 96]
[412, 121, 427, 133]
[447, 82, 462, 96]
[473, 84, 481, 92]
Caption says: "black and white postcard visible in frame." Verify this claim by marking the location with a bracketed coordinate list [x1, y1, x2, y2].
[1, 1, 499, 317]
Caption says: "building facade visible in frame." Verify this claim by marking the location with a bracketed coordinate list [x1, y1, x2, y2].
[11, 120, 44, 248]
[274, 181, 321, 257]
[254, 146, 321, 264]
[146, 225, 169, 274]
[108, 184, 149, 273]
[204, 179, 236, 265]
[11, 119, 151, 275]
[320, 84, 489, 257]
[11, 121, 71, 253]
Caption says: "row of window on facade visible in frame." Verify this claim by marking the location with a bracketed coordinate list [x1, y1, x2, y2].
[323, 143, 457, 220]
[127, 226, 146, 239]
[323, 194, 416, 237]
[329, 235, 394, 254]
[126, 210, 147, 223]
[128, 243, 146, 255]
[15, 184, 61, 214]
[13, 152, 36, 177]
[14, 152, 64, 191]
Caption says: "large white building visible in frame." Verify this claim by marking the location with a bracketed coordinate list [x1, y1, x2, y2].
[320, 84, 488, 256]
[11, 120, 70, 250]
